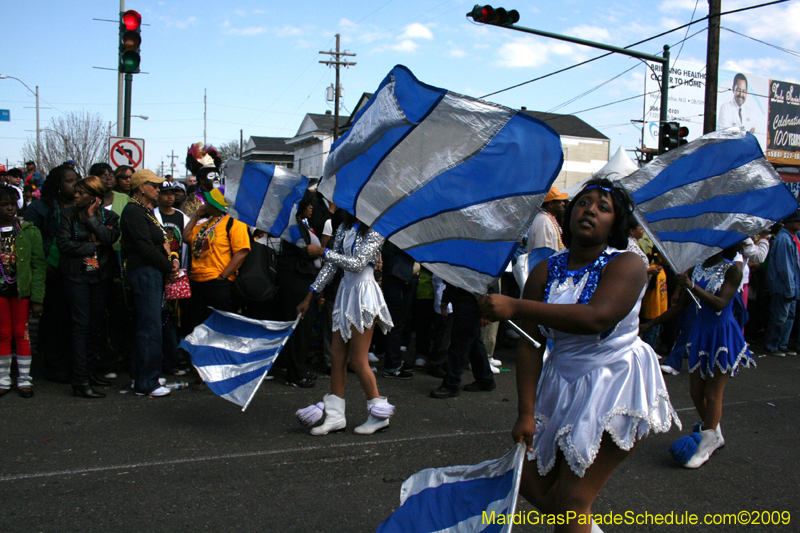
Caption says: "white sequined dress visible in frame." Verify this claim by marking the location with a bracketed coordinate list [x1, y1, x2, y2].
[531, 248, 680, 477]
[310, 224, 393, 342]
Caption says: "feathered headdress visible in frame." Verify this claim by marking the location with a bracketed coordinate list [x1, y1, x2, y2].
[186, 142, 221, 178]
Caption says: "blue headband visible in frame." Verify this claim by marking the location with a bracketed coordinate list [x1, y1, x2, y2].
[583, 184, 624, 204]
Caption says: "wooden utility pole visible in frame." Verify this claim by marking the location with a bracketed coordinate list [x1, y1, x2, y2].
[703, 0, 722, 134]
[319, 34, 356, 140]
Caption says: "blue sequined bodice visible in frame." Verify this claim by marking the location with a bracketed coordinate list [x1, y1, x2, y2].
[543, 248, 620, 305]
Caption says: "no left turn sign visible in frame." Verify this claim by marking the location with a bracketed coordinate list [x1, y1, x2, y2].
[109, 137, 145, 170]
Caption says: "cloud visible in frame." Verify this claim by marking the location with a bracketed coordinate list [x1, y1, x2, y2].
[446, 41, 467, 58]
[172, 16, 197, 29]
[724, 57, 796, 76]
[390, 40, 419, 53]
[225, 26, 266, 36]
[275, 25, 303, 37]
[658, 0, 708, 13]
[495, 37, 587, 68]
[566, 25, 611, 43]
[726, 0, 800, 47]
[400, 23, 434, 40]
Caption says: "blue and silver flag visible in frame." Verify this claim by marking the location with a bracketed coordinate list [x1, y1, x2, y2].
[619, 128, 799, 275]
[319, 65, 564, 294]
[223, 159, 310, 246]
[376, 444, 526, 533]
[179, 310, 300, 411]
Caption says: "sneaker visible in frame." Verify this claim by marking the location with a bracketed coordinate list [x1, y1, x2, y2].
[490, 365, 500, 374]
[401, 361, 415, 373]
[463, 381, 496, 392]
[430, 385, 460, 399]
[170, 369, 189, 377]
[414, 358, 426, 369]
[368, 352, 380, 363]
[286, 378, 315, 388]
[104, 372, 118, 379]
[660, 364, 680, 376]
[370, 366, 378, 374]
[383, 368, 413, 380]
[135, 386, 171, 397]
[489, 358, 502, 367]
[783, 350, 797, 356]
[766, 349, 786, 357]
[400, 345, 407, 353]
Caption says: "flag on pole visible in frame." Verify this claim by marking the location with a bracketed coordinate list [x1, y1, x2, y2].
[319, 65, 564, 295]
[222, 159, 310, 246]
[179, 310, 300, 411]
[376, 444, 526, 533]
[618, 128, 799, 275]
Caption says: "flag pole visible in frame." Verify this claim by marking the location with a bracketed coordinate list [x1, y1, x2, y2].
[506, 320, 541, 348]
[241, 314, 302, 412]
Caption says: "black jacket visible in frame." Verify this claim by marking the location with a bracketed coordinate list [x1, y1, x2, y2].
[56, 206, 120, 280]
[381, 240, 415, 282]
[120, 202, 173, 274]
[277, 222, 319, 280]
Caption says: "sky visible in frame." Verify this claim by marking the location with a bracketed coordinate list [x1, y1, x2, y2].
[2, 0, 799, 176]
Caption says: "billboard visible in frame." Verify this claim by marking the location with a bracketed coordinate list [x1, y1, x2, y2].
[642, 59, 799, 166]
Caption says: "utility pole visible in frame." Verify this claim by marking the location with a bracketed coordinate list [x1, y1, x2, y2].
[204, 88, 207, 145]
[168, 150, 178, 179]
[319, 34, 356, 140]
[240, 129, 243, 159]
[703, 0, 722, 134]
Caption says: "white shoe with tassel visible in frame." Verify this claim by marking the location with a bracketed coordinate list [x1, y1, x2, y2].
[354, 397, 394, 435]
[310, 394, 346, 436]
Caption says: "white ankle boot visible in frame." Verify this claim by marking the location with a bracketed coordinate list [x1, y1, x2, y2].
[715, 424, 724, 448]
[354, 397, 394, 435]
[310, 394, 346, 436]
[684, 428, 722, 469]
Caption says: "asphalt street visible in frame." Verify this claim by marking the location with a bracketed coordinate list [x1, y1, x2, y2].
[1, 340, 798, 533]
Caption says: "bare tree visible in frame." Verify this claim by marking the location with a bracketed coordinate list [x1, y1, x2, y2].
[216, 140, 241, 163]
[21, 111, 108, 177]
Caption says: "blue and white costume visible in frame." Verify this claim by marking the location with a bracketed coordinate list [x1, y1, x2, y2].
[532, 248, 680, 477]
[687, 260, 755, 377]
[311, 223, 393, 342]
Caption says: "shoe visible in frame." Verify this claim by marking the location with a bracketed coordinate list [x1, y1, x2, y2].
[149, 386, 171, 397]
[430, 384, 460, 399]
[286, 378, 315, 388]
[490, 365, 500, 374]
[660, 364, 680, 376]
[414, 358, 426, 369]
[383, 368, 413, 380]
[368, 352, 380, 363]
[766, 349, 786, 357]
[784, 350, 797, 356]
[0, 388, 10, 397]
[18, 387, 34, 398]
[170, 369, 189, 377]
[370, 366, 377, 374]
[90, 375, 110, 387]
[104, 372, 118, 379]
[463, 381, 496, 392]
[354, 396, 394, 434]
[489, 358, 502, 367]
[73, 384, 106, 399]
[683, 428, 723, 469]
[400, 345, 407, 353]
[401, 362, 415, 372]
[310, 394, 346, 435]
[427, 365, 446, 379]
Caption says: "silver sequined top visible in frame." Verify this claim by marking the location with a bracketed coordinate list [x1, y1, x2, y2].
[310, 224, 385, 294]
[691, 260, 732, 296]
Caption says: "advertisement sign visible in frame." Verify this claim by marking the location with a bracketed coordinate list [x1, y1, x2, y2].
[767, 80, 800, 165]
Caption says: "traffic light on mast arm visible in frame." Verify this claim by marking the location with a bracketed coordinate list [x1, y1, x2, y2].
[119, 10, 142, 74]
[467, 5, 520, 25]
[659, 121, 689, 153]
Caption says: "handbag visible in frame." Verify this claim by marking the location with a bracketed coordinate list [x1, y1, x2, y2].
[165, 269, 192, 300]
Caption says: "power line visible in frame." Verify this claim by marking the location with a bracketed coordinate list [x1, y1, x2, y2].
[673, 0, 701, 64]
[721, 26, 800, 58]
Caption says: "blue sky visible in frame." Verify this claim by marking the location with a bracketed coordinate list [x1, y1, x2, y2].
[2, 0, 799, 175]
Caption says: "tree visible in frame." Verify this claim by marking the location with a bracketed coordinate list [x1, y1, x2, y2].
[21, 111, 108, 177]
[216, 139, 242, 163]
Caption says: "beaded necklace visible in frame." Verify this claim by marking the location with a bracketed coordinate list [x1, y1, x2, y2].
[539, 208, 564, 250]
[130, 195, 168, 244]
[0, 217, 21, 285]
[192, 215, 224, 259]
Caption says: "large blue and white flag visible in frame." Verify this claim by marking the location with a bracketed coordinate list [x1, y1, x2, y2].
[222, 159, 310, 246]
[179, 310, 300, 411]
[619, 128, 799, 275]
[377, 444, 525, 533]
[319, 65, 564, 295]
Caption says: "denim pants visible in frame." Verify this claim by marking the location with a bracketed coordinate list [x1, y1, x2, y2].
[128, 266, 164, 393]
[64, 276, 107, 385]
[382, 275, 414, 371]
[765, 293, 796, 351]
[444, 290, 494, 389]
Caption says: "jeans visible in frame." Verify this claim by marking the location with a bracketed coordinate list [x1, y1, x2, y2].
[382, 275, 414, 371]
[444, 289, 494, 388]
[128, 266, 165, 394]
[64, 277, 107, 385]
[765, 293, 796, 351]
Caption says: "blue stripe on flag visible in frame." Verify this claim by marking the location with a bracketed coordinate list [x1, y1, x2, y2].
[406, 240, 518, 277]
[656, 229, 747, 248]
[203, 312, 293, 340]
[631, 135, 764, 204]
[527, 247, 557, 273]
[644, 185, 792, 223]
[391, 65, 448, 123]
[270, 174, 309, 238]
[287, 224, 304, 246]
[372, 114, 561, 237]
[233, 163, 275, 226]
[376, 469, 515, 533]
[202, 362, 271, 397]
[178, 341, 282, 367]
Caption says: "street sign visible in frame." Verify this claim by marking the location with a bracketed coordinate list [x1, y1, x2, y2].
[109, 137, 145, 169]
[0, 109, 9, 122]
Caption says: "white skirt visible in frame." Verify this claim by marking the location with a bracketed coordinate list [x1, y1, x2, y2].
[332, 266, 393, 342]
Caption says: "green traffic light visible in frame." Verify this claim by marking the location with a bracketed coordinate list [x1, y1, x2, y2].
[121, 51, 140, 73]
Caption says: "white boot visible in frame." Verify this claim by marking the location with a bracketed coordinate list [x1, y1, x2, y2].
[310, 394, 346, 436]
[354, 397, 394, 435]
[683, 428, 722, 469]
[591, 519, 604, 533]
[715, 424, 724, 448]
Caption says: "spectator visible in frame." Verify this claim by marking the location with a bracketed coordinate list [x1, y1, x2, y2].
[764, 211, 800, 356]
[381, 240, 416, 379]
[24, 161, 44, 188]
[527, 186, 567, 252]
[0, 184, 45, 398]
[56, 176, 120, 398]
[121, 169, 178, 397]
[5, 168, 24, 210]
[113, 165, 133, 195]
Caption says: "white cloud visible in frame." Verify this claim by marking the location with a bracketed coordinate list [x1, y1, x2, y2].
[173, 16, 197, 30]
[390, 39, 419, 53]
[446, 41, 466, 58]
[275, 25, 303, 37]
[400, 23, 434, 40]
[567, 25, 611, 43]
[724, 57, 796, 76]
[658, 0, 708, 14]
[226, 26, 266, 36]
[495, 37, 587, 68]
[726, 1, 800, 47]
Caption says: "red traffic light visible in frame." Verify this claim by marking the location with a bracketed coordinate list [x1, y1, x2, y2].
[678, 126, 689, 137]
[468, 5, 495, 23]
[467, 4, 519, 24]
[122, 10, 141, 31]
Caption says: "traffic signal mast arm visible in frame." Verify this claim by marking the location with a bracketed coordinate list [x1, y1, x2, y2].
[467, 4, 671, 152]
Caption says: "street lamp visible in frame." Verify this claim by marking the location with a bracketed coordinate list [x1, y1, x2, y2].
[0, 74, 40, 167]
[109, 115, 148, 137]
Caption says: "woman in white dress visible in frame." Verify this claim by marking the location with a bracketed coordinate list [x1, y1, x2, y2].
[297, 213, 394, 435]
[481, 179, 680, 532]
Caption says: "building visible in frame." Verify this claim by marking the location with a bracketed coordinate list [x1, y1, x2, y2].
[285, 111, 349, 179]
[241, 136, 295, 168]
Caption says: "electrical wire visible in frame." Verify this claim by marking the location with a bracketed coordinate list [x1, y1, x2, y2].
[721, 26, 800, 58]
[674, 0, 701, 64]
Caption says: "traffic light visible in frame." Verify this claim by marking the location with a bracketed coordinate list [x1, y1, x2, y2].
[678, 125, 689, 147]
[467, 5, 520, 25]
[119, 10, 141, 74]
[659, 121, 681, 153]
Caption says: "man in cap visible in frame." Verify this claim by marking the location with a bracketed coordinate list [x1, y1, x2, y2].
[527, 185, 568, 253]
[764, 210, 800, 356]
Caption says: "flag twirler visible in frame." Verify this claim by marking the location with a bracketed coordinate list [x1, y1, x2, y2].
[376, 444, 526, 533]
[319, 65, 564, 295]
[179, 310, 300, 411]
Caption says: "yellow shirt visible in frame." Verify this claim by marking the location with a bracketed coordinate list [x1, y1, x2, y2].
[642, 268, 668, 320]
[189, 215, 251, 282]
